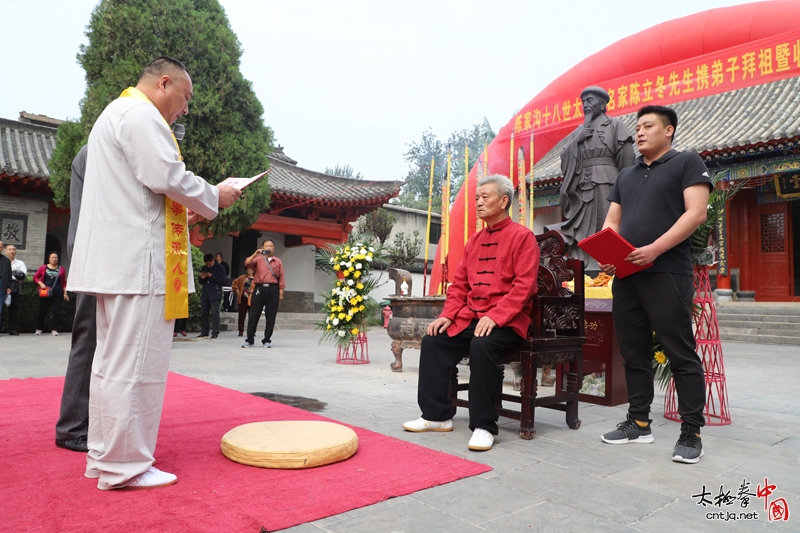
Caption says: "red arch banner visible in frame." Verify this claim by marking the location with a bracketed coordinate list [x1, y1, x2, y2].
[429, 1, 800, 293]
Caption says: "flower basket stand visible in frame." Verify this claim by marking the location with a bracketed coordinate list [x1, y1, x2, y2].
[664, 265, 731, 425]
[336, 331, 370, 364]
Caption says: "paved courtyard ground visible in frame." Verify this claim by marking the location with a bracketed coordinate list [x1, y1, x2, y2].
[1, 329, 798, 532]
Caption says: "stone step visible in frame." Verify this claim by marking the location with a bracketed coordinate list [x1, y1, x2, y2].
[719, 331, 800, 346]
[718, 320, 800, 331]
[219, 312, 319, 331]
[715, 304, 800, 317]
[719, 326, 800, 338]
[716, 314, 800, 324]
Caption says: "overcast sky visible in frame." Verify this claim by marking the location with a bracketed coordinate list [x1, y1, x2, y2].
[1, 0, 756, 181]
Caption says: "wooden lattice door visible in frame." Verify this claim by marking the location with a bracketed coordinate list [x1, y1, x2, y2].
[755, 202, 793, 300]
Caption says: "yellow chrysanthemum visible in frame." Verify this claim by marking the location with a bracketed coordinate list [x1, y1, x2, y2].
[351, 327, 359, 335]
[326, 325, 332, 330]
[654, 351, 667, 365]
[343, 270, 350, 277]
[332, 264, 340, 271]
[356, 282, 364, 290]
[353, 271, 361, 279]
[338, 312, 346, 320]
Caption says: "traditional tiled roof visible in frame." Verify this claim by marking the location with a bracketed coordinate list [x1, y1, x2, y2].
[266, 153, 403, 208]
[533, 77, 800, 184]
[0, 117, 57, 181]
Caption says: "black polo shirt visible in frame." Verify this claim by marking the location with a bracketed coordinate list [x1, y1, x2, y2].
[608, 149, 712, 275]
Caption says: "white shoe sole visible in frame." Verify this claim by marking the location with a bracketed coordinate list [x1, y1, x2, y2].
[468, 442, 493, 451]
[601, 434, 654, 444]
[402, 424, 453, 432]
[672, 448, 704, 464]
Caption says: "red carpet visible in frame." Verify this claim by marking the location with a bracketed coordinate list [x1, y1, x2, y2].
[0, 373, 491, 532]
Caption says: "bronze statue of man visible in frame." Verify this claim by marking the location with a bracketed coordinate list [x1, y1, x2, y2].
[554, 86, 635, 270]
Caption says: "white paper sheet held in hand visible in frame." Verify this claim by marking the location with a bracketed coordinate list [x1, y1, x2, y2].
[219, 170, 269, 190]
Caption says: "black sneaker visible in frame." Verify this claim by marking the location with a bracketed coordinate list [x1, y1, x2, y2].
[672, 424, 703, 463]
[601, 415, 654, 444]
[196, 334, 209, 340]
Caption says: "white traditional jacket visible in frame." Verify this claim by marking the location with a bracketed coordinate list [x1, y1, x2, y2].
[69, 96, 219, 295]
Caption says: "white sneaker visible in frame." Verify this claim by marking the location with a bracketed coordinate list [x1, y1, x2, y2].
[468, 428, 494, 451]
[35, 330, 42, 336]
[98, 467, 177, 490]
[51, 330, 59, 336]
[402, 417, 453, 432]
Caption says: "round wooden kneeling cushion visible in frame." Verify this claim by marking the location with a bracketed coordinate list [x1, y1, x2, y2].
[221, 421, 358, 469]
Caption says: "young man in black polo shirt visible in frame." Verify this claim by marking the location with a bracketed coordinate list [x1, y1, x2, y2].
[598, 105, 712, 464]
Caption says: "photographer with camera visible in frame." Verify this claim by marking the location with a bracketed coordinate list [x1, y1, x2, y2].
[3, 244, 27, 336]
[241, 239, 285, 348]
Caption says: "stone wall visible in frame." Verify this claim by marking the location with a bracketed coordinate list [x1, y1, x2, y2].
[0, 195, 49, 269]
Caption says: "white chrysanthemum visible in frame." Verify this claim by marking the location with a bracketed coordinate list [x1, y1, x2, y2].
[337, 330, 346, 337]
[333, 318, 340, 326]
[365, 256, 372, 262]
[369, 247, 374, 252]
[346, 262, 352, 268]
[356, 263, 362, 269]
[347, 279, 354, 286]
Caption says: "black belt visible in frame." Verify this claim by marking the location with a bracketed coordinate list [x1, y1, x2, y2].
[257, 283, 276, 287]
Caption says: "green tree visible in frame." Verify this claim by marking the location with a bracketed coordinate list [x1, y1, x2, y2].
[324, 164, 363, 180]
[48, 120, 85, 208]
[357, 208, 396, 245]
[395, 118, 495, 212]
[48, 0, 273, 236]
[387, 230, 422, 270]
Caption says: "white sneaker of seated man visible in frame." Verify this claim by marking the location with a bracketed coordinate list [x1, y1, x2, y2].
[468, 428, 494, 451]
[402, 417, 453, 432]
[96, 467, 177, 490]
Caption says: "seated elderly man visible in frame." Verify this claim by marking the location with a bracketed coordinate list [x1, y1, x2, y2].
[403, 174, 539, 451]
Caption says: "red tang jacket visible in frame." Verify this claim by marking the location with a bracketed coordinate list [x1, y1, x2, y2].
[441, 216, 540, 339]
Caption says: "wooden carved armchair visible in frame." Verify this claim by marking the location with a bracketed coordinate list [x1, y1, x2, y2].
[449, 230, 586, 439]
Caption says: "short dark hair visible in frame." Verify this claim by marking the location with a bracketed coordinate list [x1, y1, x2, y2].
[637, 105, 679, 143]
[48, 251, 60, 263]
[138, 56, 189, 83]
[203, 253, 215, 262]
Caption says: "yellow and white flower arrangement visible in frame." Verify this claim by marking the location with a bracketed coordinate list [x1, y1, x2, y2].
[316, 240, 384, 347]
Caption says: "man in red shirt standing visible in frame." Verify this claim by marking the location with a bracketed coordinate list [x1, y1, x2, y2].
[403, 175, 539, 451]
[242, 239, 285, 348]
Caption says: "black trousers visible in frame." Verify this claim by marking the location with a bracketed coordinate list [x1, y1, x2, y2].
[7, 292, 22, 333]
[37, 287, 63, 331]
[55, 293, 97, 440]
[200, 298, 221, 336]
[246, 284, 279, 344]
[612, 272, 706, 428]
[417, 321, 522, 435]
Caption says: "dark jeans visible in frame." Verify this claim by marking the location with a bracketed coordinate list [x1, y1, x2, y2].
[612, 272, 706, 429]
[237, 299, 250, 334]
[246, 284, 279, 344]
[7, 292, 22, 333]
[417, 321, 522, 435]
[37, 286, 63, 331]
[200, 298, 221, 337]
[56, 293, 97, 441]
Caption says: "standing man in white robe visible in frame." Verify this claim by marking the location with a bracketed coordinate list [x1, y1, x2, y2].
[69, 57, 241, 490]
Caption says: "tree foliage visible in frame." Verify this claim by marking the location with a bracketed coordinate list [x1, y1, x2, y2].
[387, 230, 422, 271]
[357, 208, 396, 245]
[324, 164, 363, 180]
[48, 120, 86, 208]
[48, 0, 273, 235]
[394, 118, 495, 212]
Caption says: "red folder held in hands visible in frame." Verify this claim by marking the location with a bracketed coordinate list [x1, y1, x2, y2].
[577, 228, 652, 278]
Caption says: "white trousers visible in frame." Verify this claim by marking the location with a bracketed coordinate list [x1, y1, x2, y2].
[85, 293, 174, 489]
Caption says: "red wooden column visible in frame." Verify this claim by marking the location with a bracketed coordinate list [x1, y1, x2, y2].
[664, 266, 731, 425]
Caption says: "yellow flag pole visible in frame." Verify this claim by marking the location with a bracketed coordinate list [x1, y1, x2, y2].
[423, 156, 434, 297]
[529, 133, 535, 230]
[509, 132, 514, 216]
[464, 145, 469, 245]
[518, 147, 526, 224]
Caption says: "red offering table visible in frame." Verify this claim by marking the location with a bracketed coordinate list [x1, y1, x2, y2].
[556, 298, 628, 406]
